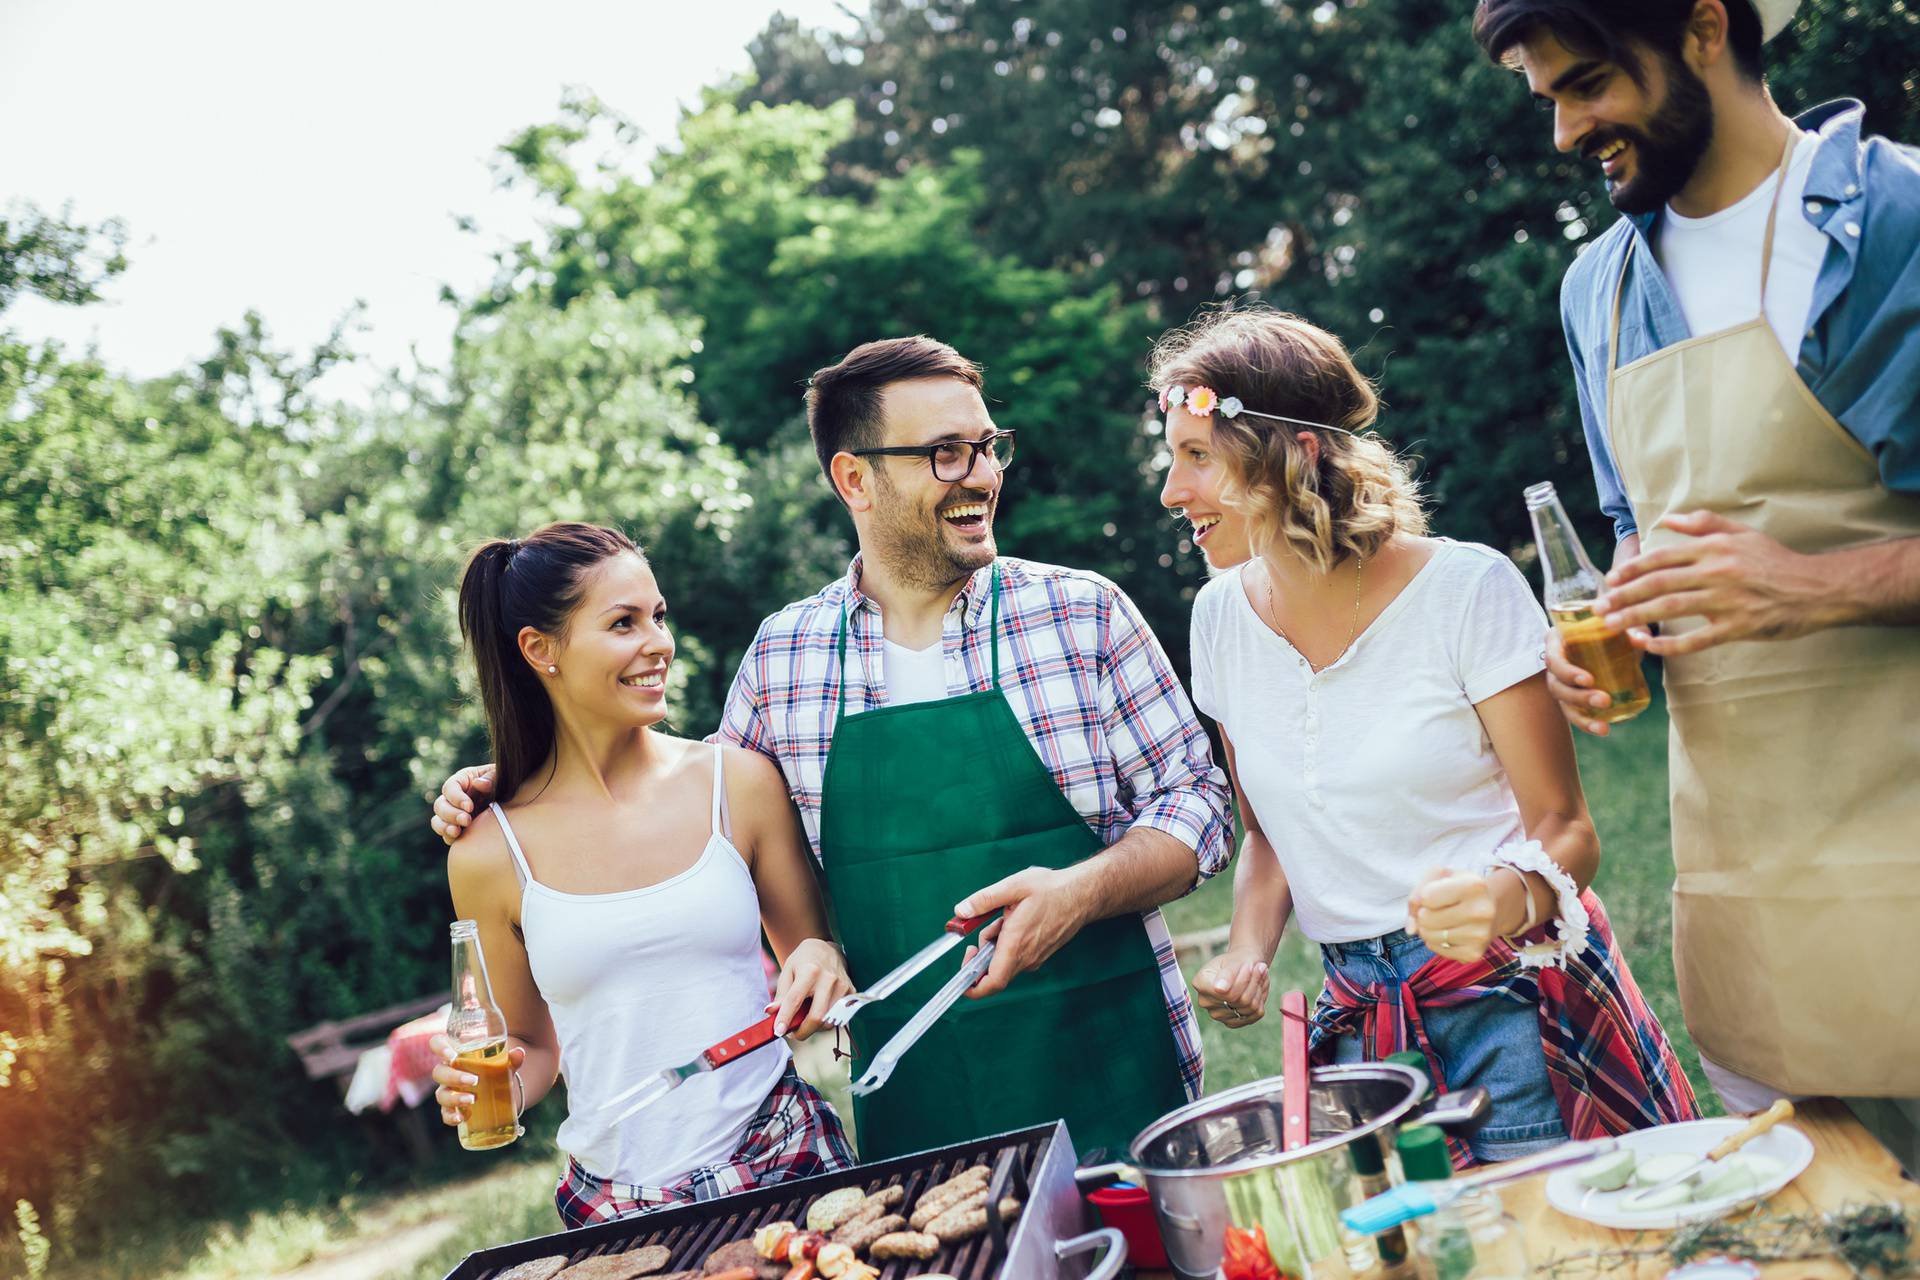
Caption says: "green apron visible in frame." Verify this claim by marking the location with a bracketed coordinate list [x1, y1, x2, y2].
[818, 565, 1191, 1160]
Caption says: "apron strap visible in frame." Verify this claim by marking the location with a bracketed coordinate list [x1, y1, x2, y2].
[1608, 239, 1634, 379]
[1757, 128, 1798, 307]
[836, 600, 852, 723]
[988, 563, 1001, 690]
[835, 563, 1005, 720]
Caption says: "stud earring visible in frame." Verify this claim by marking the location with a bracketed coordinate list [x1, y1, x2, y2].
[547, 665, 558, 674]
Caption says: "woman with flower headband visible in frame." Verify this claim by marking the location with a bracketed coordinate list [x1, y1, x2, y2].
[1155, 308, 1697, 1163]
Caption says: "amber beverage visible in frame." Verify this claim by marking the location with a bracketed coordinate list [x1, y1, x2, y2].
[1526, 482, 1650, 726]
[453, 1037, 520, 1150]
[448, 919, 522, 1150]
[1547, 602, 1652, 723]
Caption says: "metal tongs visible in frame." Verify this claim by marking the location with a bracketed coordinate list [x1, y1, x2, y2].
[849, 937, 998, 1097]
[822, 913, 993, 1030]
[597, 999, 810, 1128]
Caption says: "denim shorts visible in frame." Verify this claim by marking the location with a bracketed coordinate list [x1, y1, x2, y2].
[1322, 930, 1566, 1162]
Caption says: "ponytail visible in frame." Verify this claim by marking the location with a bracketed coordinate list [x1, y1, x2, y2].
[456, 523, 640, 802]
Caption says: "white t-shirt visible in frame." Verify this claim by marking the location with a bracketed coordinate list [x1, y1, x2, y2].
[882, 636, 948, 705]
[1654, 130, 1825, 364]
[1189, 540, 1548, 943]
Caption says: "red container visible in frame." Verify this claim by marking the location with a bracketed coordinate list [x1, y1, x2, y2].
[1086, 1184, 1169, 1269]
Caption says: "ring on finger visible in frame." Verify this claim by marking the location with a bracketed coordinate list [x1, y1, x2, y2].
[1440, 927, 1451, 949]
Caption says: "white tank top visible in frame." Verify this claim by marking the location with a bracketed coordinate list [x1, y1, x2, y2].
[491, 744, 788, 1184]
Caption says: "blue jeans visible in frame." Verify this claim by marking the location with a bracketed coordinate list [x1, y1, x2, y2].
[1322, 930, 1566, 1162]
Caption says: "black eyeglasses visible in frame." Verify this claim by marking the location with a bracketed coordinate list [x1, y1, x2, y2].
[849, 430, 1017, 482]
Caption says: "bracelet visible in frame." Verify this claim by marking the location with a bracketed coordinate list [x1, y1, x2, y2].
[1486, 864, 1539, 937]
[1484, 839, 1589, 970]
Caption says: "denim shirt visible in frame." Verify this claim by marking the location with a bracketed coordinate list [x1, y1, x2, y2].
[1559, 100, 1920, 544]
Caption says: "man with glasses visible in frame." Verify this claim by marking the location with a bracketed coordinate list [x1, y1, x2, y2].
[434, 336, 1231, 1161]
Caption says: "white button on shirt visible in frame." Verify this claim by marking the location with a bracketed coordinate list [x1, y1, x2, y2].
[1189, 540, 1548, 943]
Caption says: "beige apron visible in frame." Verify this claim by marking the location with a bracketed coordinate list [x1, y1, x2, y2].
[1605, 139, 1920, 1096]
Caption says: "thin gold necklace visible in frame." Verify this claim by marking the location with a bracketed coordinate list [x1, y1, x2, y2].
[1263, 554, 1365, 673]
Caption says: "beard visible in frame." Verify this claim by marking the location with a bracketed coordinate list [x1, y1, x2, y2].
[1596, 55, 1714, 215]
[869, 471, 996, 592]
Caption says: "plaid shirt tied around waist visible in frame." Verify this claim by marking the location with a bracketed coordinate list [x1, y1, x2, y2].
[1309, 889, 1700, 1168]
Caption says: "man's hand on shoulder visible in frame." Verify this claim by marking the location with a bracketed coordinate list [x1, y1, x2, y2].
[431, 765, 496, 846]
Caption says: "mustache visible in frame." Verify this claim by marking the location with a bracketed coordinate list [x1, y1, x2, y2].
[939, 490, 995, 508]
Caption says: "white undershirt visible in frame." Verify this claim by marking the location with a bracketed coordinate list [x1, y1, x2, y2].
[1653, 130, 1825, 364]
[882, 636, 948, 705]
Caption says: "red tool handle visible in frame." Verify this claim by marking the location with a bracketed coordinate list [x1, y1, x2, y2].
[946, 913, 992, 936]
[702, 999, 813, 1068]
[1281, 990, 1309, 1152]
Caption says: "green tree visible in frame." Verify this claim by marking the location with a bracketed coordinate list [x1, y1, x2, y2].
[741, 0, 1919, 552]
[477, 91, 1210, 665]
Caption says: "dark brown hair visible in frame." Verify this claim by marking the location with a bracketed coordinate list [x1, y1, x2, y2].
[804, 336, 985, 497]
[1149, 308, 1426, 573]
[456, 522, 641, 803]
[1473, 0, 1764, 82]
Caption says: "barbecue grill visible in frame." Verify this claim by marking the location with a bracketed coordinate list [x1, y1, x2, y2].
[440, 1121, 1125, 1279]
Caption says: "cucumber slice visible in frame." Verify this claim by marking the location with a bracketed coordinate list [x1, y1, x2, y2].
[1630, 1182, 1695, 1210]
[1723, 1152, 1784, 1183]
[1692, 1163, 1759, 1203]
[1632, 1153, 1698, 1188]
[1575, 1150, 1638, 1191]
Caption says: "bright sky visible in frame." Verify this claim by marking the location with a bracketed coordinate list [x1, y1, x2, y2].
[0, 0, 858, 401]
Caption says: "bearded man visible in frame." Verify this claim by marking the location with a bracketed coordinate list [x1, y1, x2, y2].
[1475, 0, 1920, 1170]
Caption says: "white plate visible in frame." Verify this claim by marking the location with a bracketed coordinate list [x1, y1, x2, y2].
[1543, 1118, 1814, 1231]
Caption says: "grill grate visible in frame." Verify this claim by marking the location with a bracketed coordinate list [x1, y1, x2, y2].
[442, 1123, 1059, 1280]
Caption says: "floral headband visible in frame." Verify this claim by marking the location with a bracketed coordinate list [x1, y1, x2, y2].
[1158, 383, 1361, 436]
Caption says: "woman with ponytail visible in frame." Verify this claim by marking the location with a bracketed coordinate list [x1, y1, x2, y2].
[428, 522, 854, 1227]
[1155, 309, 1697, 1164]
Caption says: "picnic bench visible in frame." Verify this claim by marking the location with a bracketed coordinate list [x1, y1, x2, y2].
[288, 992, 447, 1164]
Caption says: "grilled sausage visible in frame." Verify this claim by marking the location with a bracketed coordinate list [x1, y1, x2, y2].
[868, 1231, 941, 1261]
[908, 1170, 992, 1229]
[833, 1213, 906, 1252]
[926, 1197, 1022, 1244]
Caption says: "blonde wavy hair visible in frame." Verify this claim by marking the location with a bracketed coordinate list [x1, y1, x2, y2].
[1148, 308, 1427, 574]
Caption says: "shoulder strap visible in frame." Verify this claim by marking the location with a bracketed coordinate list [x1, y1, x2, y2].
[988, 562, 1002, 689]
[1608, 239, 1634, 378]
[489, 802, 535, 889]
[710, 741, 732, 840]
[1757, 128, 1799, 305]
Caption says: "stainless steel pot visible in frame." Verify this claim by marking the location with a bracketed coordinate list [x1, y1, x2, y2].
[1079, 1064, 1488, 1280]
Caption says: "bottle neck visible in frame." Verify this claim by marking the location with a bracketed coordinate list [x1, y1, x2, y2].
[1528, 493, 1605, 604]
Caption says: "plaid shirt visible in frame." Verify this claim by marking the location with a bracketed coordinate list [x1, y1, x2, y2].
[553, 1063, 853, 1228]
[716, 555, 1233, 1099]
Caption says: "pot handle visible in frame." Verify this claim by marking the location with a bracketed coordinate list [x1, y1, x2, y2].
[1054, 1226, 1128, 1280]
[1419, 1086, 1492, 1135]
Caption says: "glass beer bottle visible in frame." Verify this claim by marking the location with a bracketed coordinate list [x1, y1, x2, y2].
[447, 919, 521, 1150]
[1524, 482, 1651, 724]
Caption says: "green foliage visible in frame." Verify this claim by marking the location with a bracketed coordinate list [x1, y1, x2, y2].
[743, 0, 1919, 552]
[0, 204, 127, 311]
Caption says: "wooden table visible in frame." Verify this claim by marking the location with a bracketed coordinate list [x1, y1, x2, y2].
[1136, 1101, 1916, 1279]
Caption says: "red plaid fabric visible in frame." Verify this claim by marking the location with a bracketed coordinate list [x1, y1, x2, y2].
[1308, 890, 1700, 1168]
[552, 1064, 854, 1230]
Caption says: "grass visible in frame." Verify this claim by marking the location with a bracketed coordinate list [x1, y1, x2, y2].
[52, 695, 1702, 1280]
